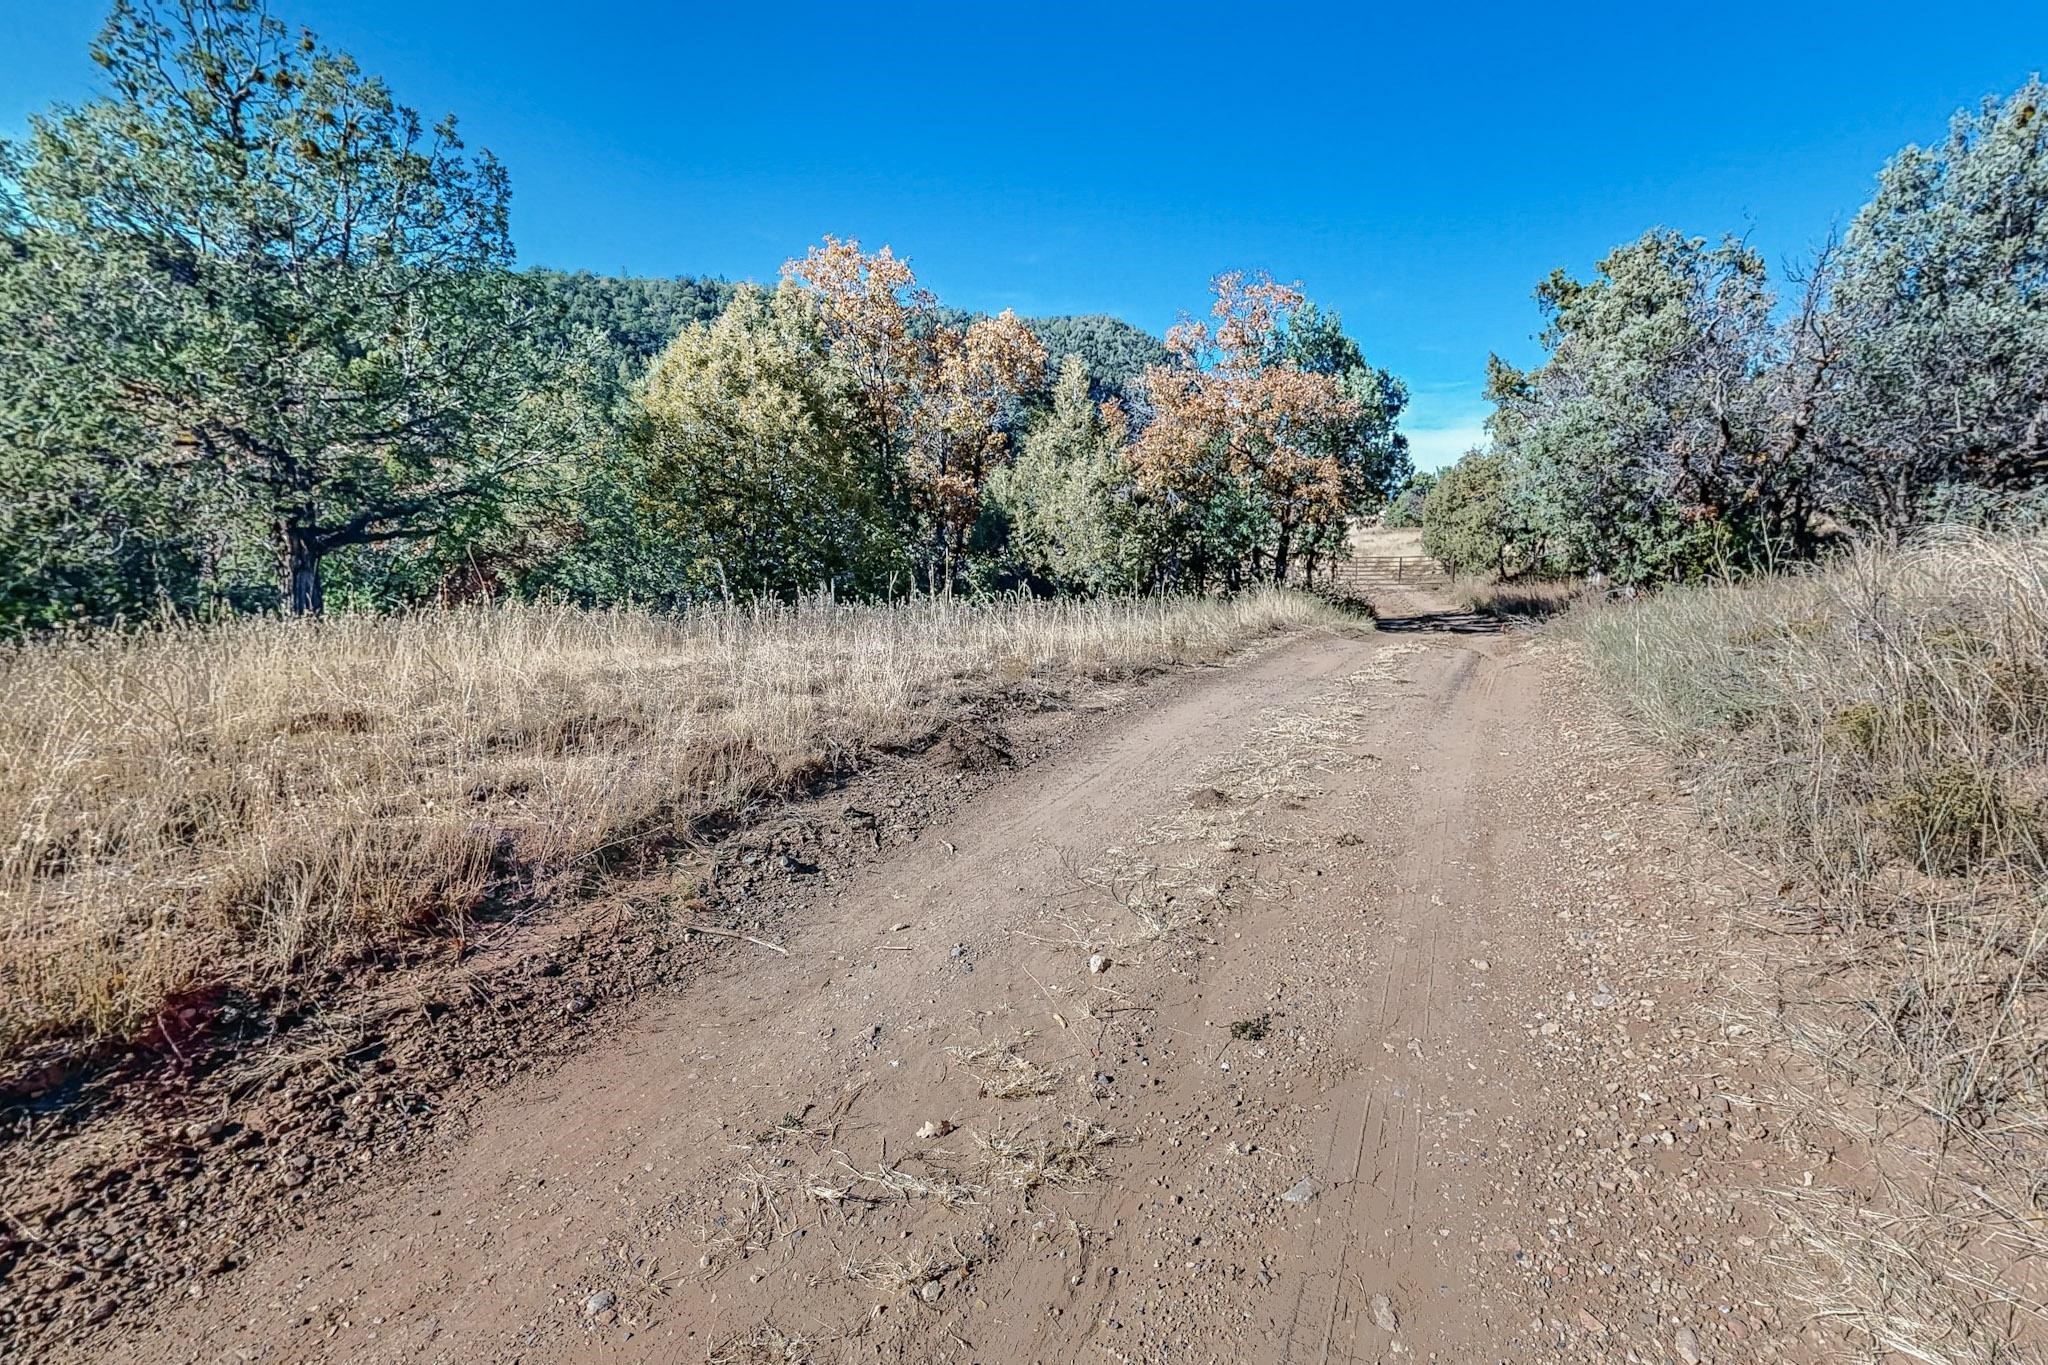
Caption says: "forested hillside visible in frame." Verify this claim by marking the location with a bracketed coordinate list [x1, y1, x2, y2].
[526, 270, 1172, 406]
[525, 270, 737, 370]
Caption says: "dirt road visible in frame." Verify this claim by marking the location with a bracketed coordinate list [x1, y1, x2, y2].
[102, 580, 1822, 1364]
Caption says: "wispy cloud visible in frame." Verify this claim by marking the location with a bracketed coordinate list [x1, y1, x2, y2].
[1401, 384, 1490, 472]
[1406, 424, 1488, 471]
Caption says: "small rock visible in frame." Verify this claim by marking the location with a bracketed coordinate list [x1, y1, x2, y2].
[914, 1120, 956, 1140]
[1674, 1323, 1702, 1362]
[584, 1290, 615, 1317]
[919, 1279, 944, 1303]
[1280, 1177, 1322, 1204]
[1088, 954, 1109, 975]
[1469, 958, 1490, 971]
[1370, 1292, 1399, 1332]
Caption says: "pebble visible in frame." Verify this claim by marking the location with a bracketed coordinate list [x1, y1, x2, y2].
[1370, 1293, 1399, 1332]
[919, 1279, 944, 1302]
[1280, 1178, 1322, 1203]
[1088, 953, 1109, 975]
[584, 1290, 614, 1317]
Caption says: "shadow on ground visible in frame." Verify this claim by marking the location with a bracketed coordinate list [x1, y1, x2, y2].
[1374, 610, 1508, 635]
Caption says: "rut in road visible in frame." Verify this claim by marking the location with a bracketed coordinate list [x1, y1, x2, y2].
[107, 586, 1817, 1365]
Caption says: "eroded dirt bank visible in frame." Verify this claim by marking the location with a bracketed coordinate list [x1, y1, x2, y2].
[64, 588, 1844, 1364]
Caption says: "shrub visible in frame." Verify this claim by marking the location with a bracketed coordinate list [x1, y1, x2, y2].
[1881, 761, 2042, 875]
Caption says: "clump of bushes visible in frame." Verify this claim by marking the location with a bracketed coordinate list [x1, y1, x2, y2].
[1880, 761, 2042, 876]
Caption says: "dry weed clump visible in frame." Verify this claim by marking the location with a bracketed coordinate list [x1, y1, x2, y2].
[0, 588, 1343, 1061]
[841, 1233, 977, 1294]
[1581, 529, 2048, 1359]
[947, 1036, 1064, 1099]
[1458, 575, 1583, 621]
[705, 1324, 827, 1365]
[975, 1117, 1121, 1196]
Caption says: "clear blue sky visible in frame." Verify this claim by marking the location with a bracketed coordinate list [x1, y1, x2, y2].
[5, 2, 2045, 469]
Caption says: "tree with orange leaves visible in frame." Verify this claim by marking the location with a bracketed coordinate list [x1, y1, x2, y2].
[1132, 273, 1384, 587]
[782, 237, 1045, 588]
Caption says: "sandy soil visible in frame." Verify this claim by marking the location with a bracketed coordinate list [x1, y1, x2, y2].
[43, 580, 1843, 1363]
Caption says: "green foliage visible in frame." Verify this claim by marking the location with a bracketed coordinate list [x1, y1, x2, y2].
[1420, 449, 1514, 576]
[633, 283, 906, 599]
[1266, 300, 1413, 512]
[1486, 231, 1812, 585]
[1481, 81, 2048, 583]
[988, 356, 1133, 592]
[1382, 471, 1437, 528]
[0, 0, 585, 618]
[1028, 314, 1172, 406]
[1825, 79, 2048, 527]
[525, 269, 735, 374]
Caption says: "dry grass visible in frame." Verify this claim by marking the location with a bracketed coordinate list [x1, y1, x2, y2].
[1581, 529, 2048, 1361]
[947, 1036, 1064, 1099]
[975, 1117, 1121, 1196]
[841, 1233, 976, 1294]
[1772, 1187, 2046, 1365]
[0, 588, 1345, 1060]
[705, 1324, 826, 1365]
[1458, 575, 1583, 621]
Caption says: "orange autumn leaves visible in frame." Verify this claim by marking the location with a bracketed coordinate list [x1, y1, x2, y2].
[774, 240, 1371, 590]
[1133, 273, 1362, 577]
[785, 238, 1044, 577]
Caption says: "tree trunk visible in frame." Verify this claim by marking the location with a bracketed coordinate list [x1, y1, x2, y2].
[280, 520, 324, 616]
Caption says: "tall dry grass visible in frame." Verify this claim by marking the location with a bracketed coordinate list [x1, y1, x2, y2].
[1, 588, 1345, 1061]
[1457, 575, 1583, 621]
[1582, 530, 2048, 1362]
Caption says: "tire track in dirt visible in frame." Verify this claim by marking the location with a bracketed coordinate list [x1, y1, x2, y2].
[1276, 640, 1518, 1364]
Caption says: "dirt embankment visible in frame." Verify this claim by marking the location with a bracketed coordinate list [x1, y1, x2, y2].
[18, 584, 1876, 1363]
